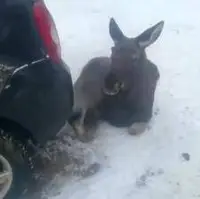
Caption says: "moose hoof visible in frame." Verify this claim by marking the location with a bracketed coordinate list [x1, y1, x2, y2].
[74, 125, 96, 143]
[81, 162, 101, 177]
[78, 134, 95, 143]
[78, 128, 97, 143]
[72, 162, 101, 178]
[128, 122, 148, 136]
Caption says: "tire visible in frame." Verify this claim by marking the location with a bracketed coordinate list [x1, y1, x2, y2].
[0, 129, 35, 199]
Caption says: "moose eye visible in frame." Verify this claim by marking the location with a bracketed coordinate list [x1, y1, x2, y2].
[111, 46, 123, 54]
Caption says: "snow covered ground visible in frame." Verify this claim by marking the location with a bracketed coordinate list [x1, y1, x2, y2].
[45, 0, 200, 198]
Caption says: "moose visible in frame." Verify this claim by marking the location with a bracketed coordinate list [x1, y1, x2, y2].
[71, 18, 164, 142]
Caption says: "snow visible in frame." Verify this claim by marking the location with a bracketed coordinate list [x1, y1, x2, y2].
[45, 0, 200, 198]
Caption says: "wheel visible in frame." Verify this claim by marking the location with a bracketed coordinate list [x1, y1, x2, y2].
[0, 129, 35, 199]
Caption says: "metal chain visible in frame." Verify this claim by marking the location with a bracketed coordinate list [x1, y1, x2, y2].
[0, 56, 49, 93]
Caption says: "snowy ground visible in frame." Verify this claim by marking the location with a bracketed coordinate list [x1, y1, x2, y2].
[45, 0, 200, 198]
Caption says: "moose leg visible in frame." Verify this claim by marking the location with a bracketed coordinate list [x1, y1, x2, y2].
[127, 109, 152, 136]
[73, 109, 87, 138]
[73, 109, 97, 142]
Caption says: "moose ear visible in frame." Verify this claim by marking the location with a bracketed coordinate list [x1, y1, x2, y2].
[109, 18, 125, 44]
[136, 21, 164, 49]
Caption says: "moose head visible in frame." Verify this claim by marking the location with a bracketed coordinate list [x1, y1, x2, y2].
[103, 18, 164, 95]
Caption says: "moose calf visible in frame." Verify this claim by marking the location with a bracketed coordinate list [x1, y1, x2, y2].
[71, 18, 164, 142]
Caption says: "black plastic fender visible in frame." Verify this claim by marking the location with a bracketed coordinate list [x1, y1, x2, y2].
[0, 58, 74, 145]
